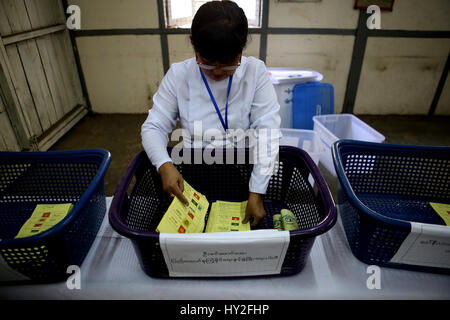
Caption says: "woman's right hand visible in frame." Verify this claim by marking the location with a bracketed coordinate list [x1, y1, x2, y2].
[158, 162, 189, 205]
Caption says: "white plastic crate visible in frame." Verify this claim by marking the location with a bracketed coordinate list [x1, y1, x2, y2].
[268, 68, 323, 128]
[280, 129, 324, 165]
[313, 114, 385, 176]
[280, 129, 324, 185]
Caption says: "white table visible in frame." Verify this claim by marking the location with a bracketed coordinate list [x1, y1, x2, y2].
[1, 197, 449, 300]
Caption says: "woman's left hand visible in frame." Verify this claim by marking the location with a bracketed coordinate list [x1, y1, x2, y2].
[243, 192, 266, 227]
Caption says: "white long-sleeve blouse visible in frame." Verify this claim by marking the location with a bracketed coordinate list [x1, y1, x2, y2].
[141, 56, 281, 194]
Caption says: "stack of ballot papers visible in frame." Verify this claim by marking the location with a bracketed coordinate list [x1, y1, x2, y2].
[205, 200, 250, 233]
[156, 181, 251, 233]
[15, 203, 74, 238]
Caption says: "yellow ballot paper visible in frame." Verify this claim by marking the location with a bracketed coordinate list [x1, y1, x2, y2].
[429, 202, 450, 226]
[205, 200, 250, 233]
[15, 203, 74, 239]
[156, 181, 209, 233]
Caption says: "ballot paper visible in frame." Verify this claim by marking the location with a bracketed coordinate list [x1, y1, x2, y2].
[15, 203, 73, 239]
[429, 202, 450, 226]
[159, 230, 290, 277]
[205, 201, 250, 233]
[156, 181, 209, 233]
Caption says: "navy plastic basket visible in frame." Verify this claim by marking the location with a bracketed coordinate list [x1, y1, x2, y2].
[109, 147, 337, 278]
[292, 82, 334, 130]
[0, 149, 111, 283]
[332, 140, 450, 274]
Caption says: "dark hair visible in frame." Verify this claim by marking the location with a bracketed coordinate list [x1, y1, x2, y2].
[190, 1, 248, 64]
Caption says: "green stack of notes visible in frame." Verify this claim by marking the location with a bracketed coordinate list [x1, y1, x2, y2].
[273, 209, 300, 231]
[273, 214, 283, 231]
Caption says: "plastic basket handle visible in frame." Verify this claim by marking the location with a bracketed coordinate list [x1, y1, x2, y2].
[280, 146, 337, 237]
[108, 151, 147, 238]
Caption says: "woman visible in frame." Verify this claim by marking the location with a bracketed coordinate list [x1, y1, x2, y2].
[142, 1, 280, 227]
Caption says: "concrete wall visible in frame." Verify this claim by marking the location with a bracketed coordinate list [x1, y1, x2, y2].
[266, 34, 354, 113]
[354, 0, 450, 115]
[355, 38, 450, 115]
[69, 0, 450, 115]
[380, 0, 450, 31]
[268, 0, 358, 29]
[76, 35, 163, 114]
[69, 0, 159, 29]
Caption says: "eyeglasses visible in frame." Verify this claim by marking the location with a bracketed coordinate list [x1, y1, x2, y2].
[197, 62, 241, 71]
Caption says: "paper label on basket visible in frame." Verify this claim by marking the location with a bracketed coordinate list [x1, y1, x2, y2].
[159, 230, 290, 277]
[390, 222, 450, 269]
[0, 253, 30, 281]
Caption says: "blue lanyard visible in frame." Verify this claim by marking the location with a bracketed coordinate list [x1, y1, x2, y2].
[199, 68, 233, 131]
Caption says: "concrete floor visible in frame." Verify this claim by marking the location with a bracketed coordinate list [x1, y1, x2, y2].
[50, 114, 147, 197]
[50, 114, 450, 199]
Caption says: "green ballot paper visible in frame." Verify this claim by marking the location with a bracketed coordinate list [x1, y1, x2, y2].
[280, 209, 299, 231]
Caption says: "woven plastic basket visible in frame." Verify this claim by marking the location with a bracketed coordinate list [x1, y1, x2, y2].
[109, 147, 336, 278]
[333, 140, 450, 274]
[0, 149, 111, 283]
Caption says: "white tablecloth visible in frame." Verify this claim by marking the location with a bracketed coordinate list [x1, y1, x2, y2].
[1, 197, 449, 300]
